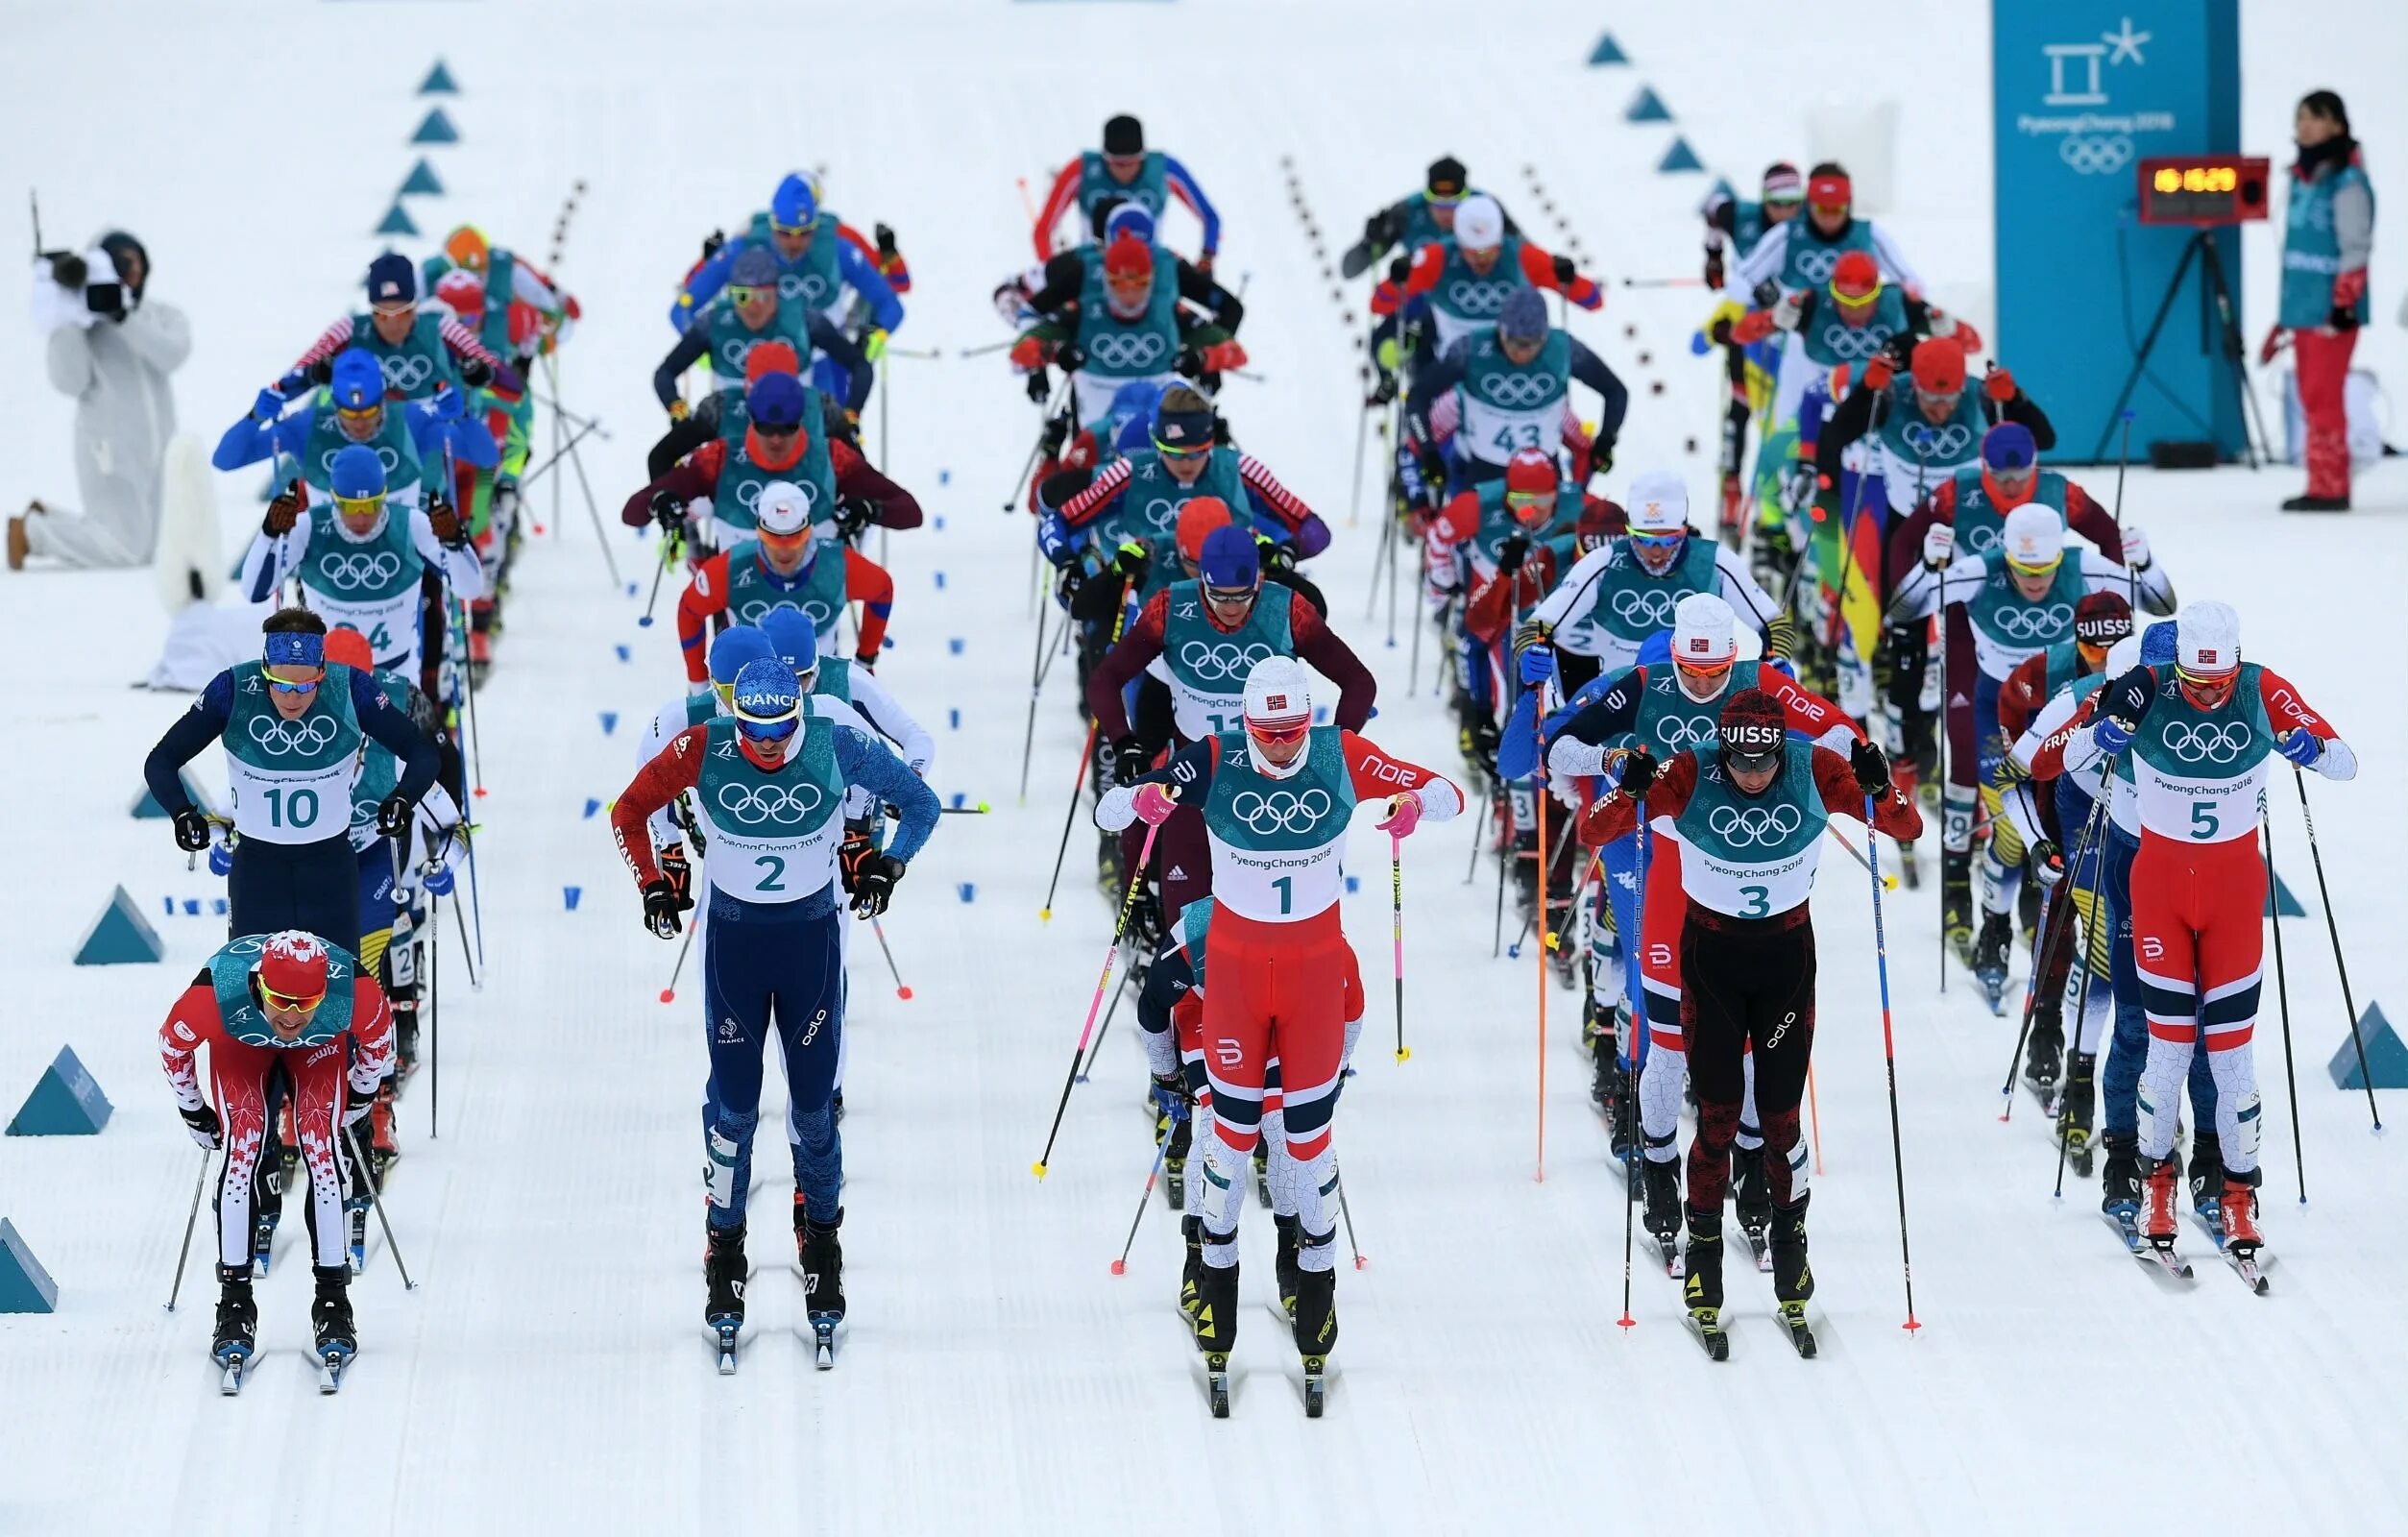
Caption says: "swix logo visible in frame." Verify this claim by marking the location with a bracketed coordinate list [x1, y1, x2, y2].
[1214, 1039, 1243, 1068]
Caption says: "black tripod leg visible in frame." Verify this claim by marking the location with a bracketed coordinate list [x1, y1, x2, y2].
[2093, 232, 2204, 460]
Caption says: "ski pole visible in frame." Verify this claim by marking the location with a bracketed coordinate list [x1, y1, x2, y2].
[1347, 389, 1371, 528]
[958, 338, 1017, 359]
[2261, 813, 2305, 1203]
[1017, 601, 1058, 804]
[1363, 490, 1396, 622]
[1108, 1135, 1170, 1274]
[1336, 1168, 1366, 1270]
[549, 350, 625, 589]
[1390, 833, 1411, 1062]
[2110, 409, 2136, 608]
[1000, 377, 1070, 514]
[1034, 816, 1168, 1177]
[2294, 767, 2382, 1131]
[1998, 779, 2110, 1119]
[427, 889, 441, 1139]
[450, 875, 482, 990]
[1074, 968, 1132, 1085]
[866, 914, 912, 1001]
[1618, 276, 1708, 288]
[1464, 792, 1491, 884]
[1863, 793, 1921, 1332]
[1805, 1062, 1825, 1177]
[1618, 814, 1650, 1330]
[638, 527, 679, 629]
[164, 1148, 215, 1312]
[1039, 719, 1103, 921]
[1822, 822, 1899, 890]
[344, 1124, 417, 1290]
[1534, 753, 1550, 1184]
[659, 914, 696, 1004]
[2051, 864, 2106, 1201]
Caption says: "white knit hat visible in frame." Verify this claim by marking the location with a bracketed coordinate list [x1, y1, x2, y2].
[1671, 593, 1737, 665]
[2177, 600, 2241, 676]
[1625, 471, 1689, 534]
[1452, 195, 1503, 251]
[1999, 504, 2064, 572]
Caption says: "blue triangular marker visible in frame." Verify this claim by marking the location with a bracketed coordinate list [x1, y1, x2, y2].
[400, 159, 444, 197]
[1626, 86, 1672, 123]
[376, 202, 420, 237]
[583, 798, 602, 819]
[1589, 32, 1628, 64]
[74, 887, 163, 966]
[7, 1045, 113, 1136]
[131, 772, 211, 819]
[599, 712, 618, 736]
[2328, 1002, 2408, 1090]
[615, 645, 631, 663]
[0, 1222, 59, 1313]
[1659, 137, 1705, 174]
[564, 887, 583, 912]
[2266, 868, 2307, 918]
[411, 108, 459, 146]
[419, 60, 458, 95]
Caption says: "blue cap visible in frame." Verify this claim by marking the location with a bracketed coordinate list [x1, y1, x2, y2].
[1105, 204, 1156, 247]
[263, 630, 325, 668]
[1982, 423, 2037, 472]
[1199, 525, 1259, 588]
[365, 251, 416, 305]
[1114, 409, 1155, 461]
[770, 173, 817, 230]
[1107, 378, 1164, 432]
[707, 625, 775, 687]
[731, 657, 802, 724]
[328, 444, 387, 502]
[328, 349, 382, 411]
[1497, 285, 1548, 343]
[746, 371, 807, 429]
[730, 245, 780, 289]
[2141, 619, 2177, 668]
[759, 607, 820, 673]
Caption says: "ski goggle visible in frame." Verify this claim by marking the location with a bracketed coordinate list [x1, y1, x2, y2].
[1829, 274, 1883, 307]
[1721, 742, 1782, 774]
[736, 711, 800, 744]
[262, 669, 324, 695]
[333, 493, 384, 520]
[1202, 582, 1257, 609]
[769, 219, 815, 238]
[2003, 548, 2063, 579]
[1505, 490, 1557, 523]
[334, 403, 381, 425]
[1673, 651, 1737, 687]
[256, 982, 327, 1014]
[752, 418, 801, 440]
[726, 285, 768, 305]
[369, 300, 414, 318]
[1628, 530, 1686, 556]
[1247, 717, 1311, 748]
[1425, 185, 1466, 207]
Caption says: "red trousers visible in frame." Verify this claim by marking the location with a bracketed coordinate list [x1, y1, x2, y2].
[2130, 833, 2266, 1053]
[2295, 328, 2358, 500]
[1639, 836, 1688, 1053]
[1200, 905, 1351, 1159]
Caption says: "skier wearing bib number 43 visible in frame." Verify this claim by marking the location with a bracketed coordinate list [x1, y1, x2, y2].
[1095, 656, 1460, 1410]
[1579, 690, 1921, 1357]
[608, 659, 938, 1370]
[2061, 602, 2354, 1275]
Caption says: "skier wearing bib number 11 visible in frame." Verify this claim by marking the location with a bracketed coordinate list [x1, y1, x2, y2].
[1094, 656, 1461, 1386]
[2061, 602, 2355, 1266]
[608, 658, 939, 1369]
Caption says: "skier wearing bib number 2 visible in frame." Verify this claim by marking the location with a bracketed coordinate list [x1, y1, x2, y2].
[1579, 689, 1920, 1356]
[2062, 602, 2355, 1265]
[609, 658, 939, 1369]
[1095, 656, 1460, 1389]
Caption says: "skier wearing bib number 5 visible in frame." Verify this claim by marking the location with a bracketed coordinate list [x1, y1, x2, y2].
[1578, 690, 1920, 1351]
[2061, 602, 2355, 1260]
[1095, 656, 1461, 1375]
[609, 659, 938, 1360]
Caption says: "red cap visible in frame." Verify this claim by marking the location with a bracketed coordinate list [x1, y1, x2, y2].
[322, 626, 375, 671]
[1910, 337, 1966, 395]
[256, 932, 331, 1005]
[1503, 448, 1557, 499]
[1830, 251, 1880, 298]
[1175, 496, 1234, 562]
[1807, 172, 1852, 207]
[744, 340, 802, 383]
[431, 268, 485, 319]
[1103, 233, 1154, 281]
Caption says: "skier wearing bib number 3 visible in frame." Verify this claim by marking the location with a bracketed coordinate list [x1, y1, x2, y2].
[1095, 656, 1460, 1382]
[2062, 602, 2355, 1262]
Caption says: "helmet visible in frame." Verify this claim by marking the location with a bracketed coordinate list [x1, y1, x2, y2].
[1671, 593, 1739, 681]
[755, 480, 814, 539]
[443, 225, 489, 275]
[1241, 655, 1314, 779]
[758, 608, 822, 686]
[255, 931, 331, 1010]
[707, 624, 775, 689]
[328, 444, 388, 505]
[1999, 505, 2064, 575]
[1176, 496, 1235, 564]
[1716, 688, 1787, 771]
[1452, 195, 1503, 251]
[2074, 590, 2133, 648]
[322, 626, 375, 672]
[730, 657, 803, 749]
[770, 172, 817, 231]
[328, 349, 383, 412]
[1624, 471, 1689, 535]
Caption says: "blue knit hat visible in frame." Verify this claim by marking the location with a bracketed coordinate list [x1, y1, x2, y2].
[759, 607, 821, 677]
[1982, 423, 2038, 472]
[329, 444, 387, 502]
[770, 173, 817, 231]
[730, 246, 780, 289]
[1199, 525, 1259, 589]
[1497, 286, 1548, 343]
[328, 349, 382, 411]
[707, 625, 775, 687]
[366, 252, 416, 305]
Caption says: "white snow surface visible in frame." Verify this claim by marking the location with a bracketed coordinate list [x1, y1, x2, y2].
[3, 3, 2407, 1533]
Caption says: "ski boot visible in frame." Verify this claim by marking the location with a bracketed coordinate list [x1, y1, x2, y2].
[703, 1222, 747, 1365]
[251, 1159, 285, 1278]
[1942, 851, 1976, 971]
[1151, 1073, 1192, 1208]
[211, 1266, 257, 1379]
[2016, 876, 2042, 952]
[1682, 1211, 1729, 1359]
[1273, 1213, 1301, 1319]
[2056, 1054, 2097, 1177]
[2183, 1133, 2224, 1231]
[1770, 1197, 1816, 1355]
[1178, 1215, 1204, 1320]
[1971, 913, 2013, 1013]
[2099, 1132, 2142, 1227]
[1190, 1253, 1238, 1354]
[2022, 996, 2065, 1103]
[1510, 829, 1540, 922]
[2138, 1155, 2181, 1251]
[1292, 1233, 1337, 1416]
[800, 1209, 845, 1367]
[311, 1266, 357, 1389]
[1641, 1154, 1682, 1266]
[1732, 1143, 1772, 1267]
[2220, 1171, 2264, 1259]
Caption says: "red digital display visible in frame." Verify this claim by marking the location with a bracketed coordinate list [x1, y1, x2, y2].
[2136, 156, 2272, 227]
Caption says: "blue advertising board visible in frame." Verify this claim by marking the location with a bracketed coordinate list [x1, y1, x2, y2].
[1994, 3, 2243, 462]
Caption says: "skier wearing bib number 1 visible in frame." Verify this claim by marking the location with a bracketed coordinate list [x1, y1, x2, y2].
[2061, 602, 2355, 1264]
[608, 658, 939, 1368]
[1095, 656, 1461, 1383]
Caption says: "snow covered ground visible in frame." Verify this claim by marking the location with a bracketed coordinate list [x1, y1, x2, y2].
[4, 3, 2407, 1532]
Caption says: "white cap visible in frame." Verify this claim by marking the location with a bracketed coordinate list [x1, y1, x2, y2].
[2177, 599, 2241, 676]
[1999, 504, 2064, 571]
[1625, 471, 1689, 534]
[1671, 593, 1737, 665]
[1452, 195, 1503, 251]
[756, 480, 813, 537]
[2104, 634, 2142, 679]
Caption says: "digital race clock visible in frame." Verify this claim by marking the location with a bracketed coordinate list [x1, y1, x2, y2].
[2135, 156, 2272, 226]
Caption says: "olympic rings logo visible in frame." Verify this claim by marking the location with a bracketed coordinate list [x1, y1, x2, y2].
[1708, 803, 1804, 847]
[800, 598, 837, 627]
[715, 781, 825, 825]
[2162, 720, 2250, 765]
[1177, 639, 1276, 682]
[1961, 523, 2002, 555]
[782, 272, 836, 306]
[1820, 325, 1887, 361]
[1610, 588, 1680, 629]
[1652, 716, 1718, 752]
[1793, 248, 1841, 284]
[319, 445, 401, 479]
[1445, 280, 1509, 315]
[247, 714, 341, 757]
[718, 339, 757, 370]
[1902, 422, 1973, 460]
[1477, 372, 1557, 408]
[2058, 135, 2134, 176]
[379, 354, 436, 393]
[1088, 332, 1169, 370]
[1137, 497, 1181, 535]
[1991, 603, 2073, 641]
[1228, 788, 1333, 835]
[314, 551, 403, 591]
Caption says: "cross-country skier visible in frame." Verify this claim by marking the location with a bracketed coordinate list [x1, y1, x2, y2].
[1368, 194, 1601, 384]
[608, 657, 939, 1366]
[669, 481, 895, 682]
[1011, 212, 1248, 422]
[143, 607, 439, 945]
[2062, 603, 2355, 1265]
[1704, 162, 1803, 290]
[160, 931, 393, 1388]
[652, 247, 873, 423]
[283, 251, 522, 403]
[673, 173, 904, 401]
[1399, 285, 1627, 502]
[1579, 690, 1921, 1355]
[1031, 113, 1221, 266]
[1096, 656, 1460, 1399]
[1342, 155, 1520, 280]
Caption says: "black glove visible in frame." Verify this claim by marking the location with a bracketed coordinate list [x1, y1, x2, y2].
[1024, 366, 1052, 404]
[1366, 372, 1399, 407]
[1552, 255, 1577, 286]
[173, 806, 212, 852]
[1054, 564, 1086, 606]
[2329, 305, 2361, 332]
[1590, 435, 1617, 477]
[834, 498, 877, 539]
[659, 845, 696, 912]
[1704, 246, 1726, 291]
[850, 853, 904, 918]
[1461, 715, 1501, 769]
[459, 355, 494, 388]
[1850, 739, 1890, 795]
[1709, 315, 1735, 346]
[1037, 415, 1070, 460]
[1114, 542, 1151, 584]
[342, 1079, 377, 1129]
[1387, 254, 1412, 285]
[874, 222, 899, 259]
[837, 825, 877, 895]
[1880, 331, 1915, 374]
[648, 489, 683, 536]
[642, 878, 684, 939]
[1255, 535, 1294, 575]
[426, 490, 469, 549]
[1111, 737, 1151, 786]
[1706, 199, 1739, 239]
[700, 229, 727, 262]
[1496, 533, 1531, 577]
[2031, 840, 2066, 890]
[2099, 666, 2158, 731]
[377, 793, 416, 839]
[180, 1104, 223, 1150]
[1617, 746, 1660, 798]
[1750, 280, 1781, 310]
[1174, 344, 1204, 378]
[1053, 341, 1085, 375]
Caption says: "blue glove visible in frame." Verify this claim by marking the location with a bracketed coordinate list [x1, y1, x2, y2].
[424, 862, 457, 897]
[428, 386, 466, 424]
[251, 387, 285, 423]
[275, 367, 312, 398]
[207, 842, 234, 877]
[1519, 644, 1556, 686]
[1149, 1074, 1191, 1125]
[2278, 728, 2323, 768]
[2093, 716, 2135, 755]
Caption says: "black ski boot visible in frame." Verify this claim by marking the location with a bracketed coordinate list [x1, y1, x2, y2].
[2057, 1053, 2097, 1175]
[1291, 1234, 1337, 1359]
[2099, 1132, 2141, 1220]
[1942, 850, 1976, 968]
[1641, 1156, 1682, 1249]
[1273, 1213, 1301, 1318]
[1191, 1252, 1238, 1354]
[211, 1266, 257, 1366]
[1972, 912, 2013, 1010]
[704, 1223, 747, 1330]
[1162, 1113, 1192, 1210]
[1179, 1215, 1204, 1319]
[1252, 1141, 1271, 1208]
[2023, 996, 2065, 1099]
[311, 1265, 357, 1363]
[1732, 1143, 1771, 1261]
[1770, 1197, 1813, 1305]
[2016, 876, 2042, 951]
[2184, 1134, 2224, 1226]
[1683, 1210, 1728, 1358]
[800, 1210, 846, 1324]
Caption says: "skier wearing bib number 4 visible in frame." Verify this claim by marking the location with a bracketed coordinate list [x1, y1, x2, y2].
[608, 659, 939, 1369]
[1579, 690, 1921, 1356]
[1095, 656, 1460, 1401]
[2061, 602, 2354, 1270]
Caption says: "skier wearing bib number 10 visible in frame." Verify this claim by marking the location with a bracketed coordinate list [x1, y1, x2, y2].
[608, 658, 939, 1371]
[2060, 602, 2355, 1273]
[1094, 656, 1460, 1401]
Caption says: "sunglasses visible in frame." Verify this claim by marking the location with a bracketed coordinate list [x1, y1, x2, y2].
[1506, 488, 1556, 512]
[1154, 435, 1212, 460]
[334, 403, 380, 423]
[370, 301, 414, 317]
[1426, 188, 1465, 207]
[756, 529, 812, 554]
[1203, 584, 1257, 606]
[1723, 745, 1782, 773]
[1830, 279, 1883, 306]
[258, 983, 327, 1013]
[1674, 654, 1737, 682]
[737, 713, 800, 744]
[1247, 718, 1311, 747]
[753, 420, 801, 439]
[2176, 662, 2239, 689]
[727, 285, 770, 305]
[2004, 552, 2063, 579]
[1629, 530, 1686, 552]
[333, 494, 384, 518]
[263, 670, 323, 694]
[769, 222, 814, 238]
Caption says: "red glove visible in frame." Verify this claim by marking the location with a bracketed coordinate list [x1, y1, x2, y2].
[1983, 366, 2016, 403]
[1009, 334, 1049, 370]
[1731, 309, 1777, 345]
[2333, 268, 2369, 309]
[563, 295, 583, 322]
[2258, 324, 2288, 365]
[1862, 354, 1896, 393]
[1200, 339, 1249, 373]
